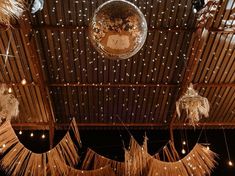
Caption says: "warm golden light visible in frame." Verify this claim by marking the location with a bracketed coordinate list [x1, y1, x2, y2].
[182, 141, 186, 145]
[41, 134, 45, 139]
[19, 131, 22, 135]
[181, 149, 186, 154]
[8, 87, 12, 93]
[228, 160, 233, 167]
[30, 132, 34, 137]
[21, 79, 27, 85]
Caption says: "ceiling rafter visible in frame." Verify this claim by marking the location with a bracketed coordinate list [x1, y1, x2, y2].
[19, 17, 55, 148]
[10, 122, 235, 130]
[2, 82, 235, 88]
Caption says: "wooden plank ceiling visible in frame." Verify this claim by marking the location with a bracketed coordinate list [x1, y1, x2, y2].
[0, 0, 234, 130]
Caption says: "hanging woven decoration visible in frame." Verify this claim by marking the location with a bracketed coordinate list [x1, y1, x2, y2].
[0, 84, 19, 123]
[82, 148, 125, 176]
[176, 83, 210, 127]
[125, 136, 149, 176]
[0, 119, 81, 176]
[147, 144, 217, 176]
[127, 137, 217, 176]
[0, 0, 25, 26]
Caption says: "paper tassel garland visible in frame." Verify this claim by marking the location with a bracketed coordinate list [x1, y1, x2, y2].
[0, 119, 81, 176]
[0, 0, 24, 26]
[0, 84, 19, 122]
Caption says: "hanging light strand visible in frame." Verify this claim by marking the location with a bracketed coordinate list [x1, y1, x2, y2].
[222, 127, 232, 165]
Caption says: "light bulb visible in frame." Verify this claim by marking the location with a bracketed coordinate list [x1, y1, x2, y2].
[21, 79, 27, 85]
[19, 131, 22, 135]
[206, 146, 210, 150]
[30, 132, 34, 137]
[228, 160, 233, 166]
[8, 87, 12, 93]
[41, 134, 45, 139]
[2, 144, 6, 148]
[182, 141, 186, 145]
[181, 149, 186, 154]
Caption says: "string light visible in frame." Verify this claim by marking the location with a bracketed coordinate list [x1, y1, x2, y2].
[19, 131, 22, 135]
[228, 160, 233, 167]
[222, 127, 233, 167]
[30, 132, 34, 137]
[181, 148, 186, 154]
[8, 87, 12, 93]
[182, 141, 186, 145]
[21, 79, 27, 85]
[41, 134, 46, 139]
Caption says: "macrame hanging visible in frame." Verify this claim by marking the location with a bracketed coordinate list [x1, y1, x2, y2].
[0, 84, 19, 123]
[176, 83, 210, 127]
[0, 0, 25, 26]
[0, 119, 81, 176]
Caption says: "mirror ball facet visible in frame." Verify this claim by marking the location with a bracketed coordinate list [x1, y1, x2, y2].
[89, 0, 148, 59]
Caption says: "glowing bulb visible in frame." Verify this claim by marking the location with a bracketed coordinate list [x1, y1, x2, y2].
[30, 132, 34, 137]
[8, 87, 12, 93]
[206, 146, 210, 150]
[41, 134, 45, 139]
[228, 160, 233, 166]
[182, 141, 186, 145]
[2, 144, 6, 148]
[181, 149, 186, 154]
[21, 79, 27, 85]
[19, 131, 22, 135]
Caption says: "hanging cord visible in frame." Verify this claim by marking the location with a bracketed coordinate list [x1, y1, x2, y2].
[116, 115, 133, 138]
[222, 126, 231, 161]
[196, 123, 205, 143]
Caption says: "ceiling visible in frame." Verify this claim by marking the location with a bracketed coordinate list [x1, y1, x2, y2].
[0, 0, 234, 133]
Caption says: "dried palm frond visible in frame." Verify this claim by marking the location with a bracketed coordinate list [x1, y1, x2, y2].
[81, 148, 125, 176]
[0, 84, 19, 122]
[176, 83, 210, 127]
[148, 144, 218, 176]
[0, 119, 81, 176]
[67, 165, 116, 176]
[0, 0, 25, 26]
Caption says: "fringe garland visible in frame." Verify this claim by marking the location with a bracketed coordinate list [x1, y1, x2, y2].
[66, 165, 116, 176]
[81, 148, 125, 176]
[0, 119, 81, 176]
[0, 0, 25, 26]
[125, 137, 217, 176]
[125, 136, 149, 176]
[148, 144, 218, 176]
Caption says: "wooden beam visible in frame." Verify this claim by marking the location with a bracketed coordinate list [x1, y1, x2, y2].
[11, 122, 235, 129]
[2, 82, 235, 88]
[10, 24, 233, 33]
[19, 17, 55, 149]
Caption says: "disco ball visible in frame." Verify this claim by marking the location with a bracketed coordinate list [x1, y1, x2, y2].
[89, 0, 147, 60]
